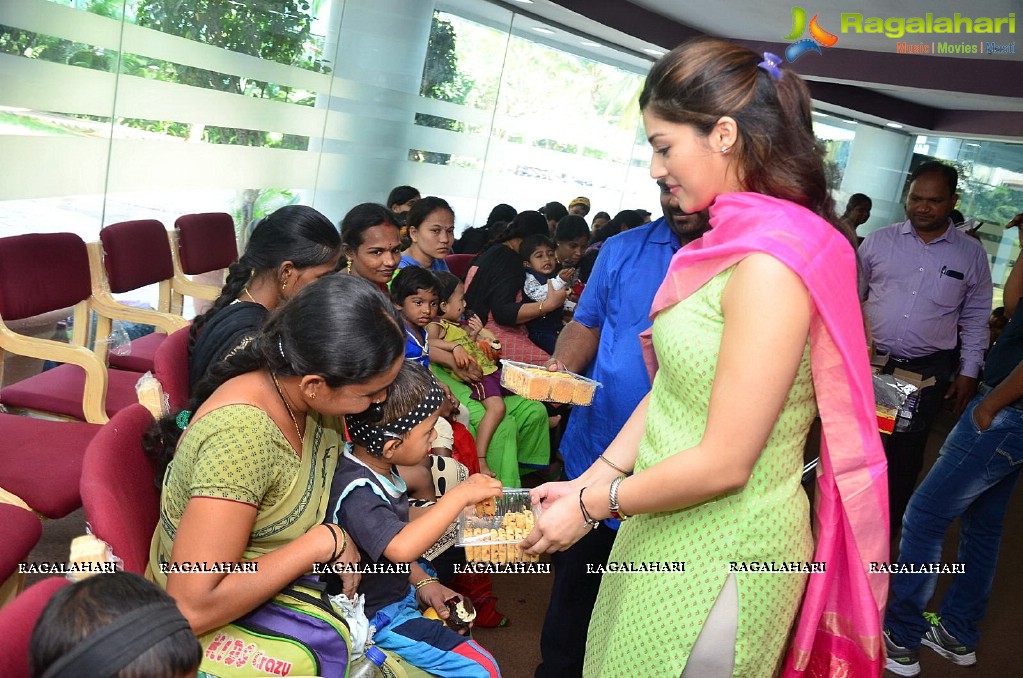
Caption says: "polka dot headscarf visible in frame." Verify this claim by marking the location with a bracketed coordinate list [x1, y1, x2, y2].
[345, 378, 445, 457]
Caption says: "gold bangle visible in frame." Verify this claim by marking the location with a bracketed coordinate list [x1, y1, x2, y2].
[598, 454, 630, 476]
[414, 576, 439, 591]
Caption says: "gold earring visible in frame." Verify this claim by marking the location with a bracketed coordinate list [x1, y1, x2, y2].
[281, 280, 288, 293]
[310, 391, 317, 399]
[346, 260, 352, 274]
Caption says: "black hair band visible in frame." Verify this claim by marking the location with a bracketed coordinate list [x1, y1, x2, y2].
[40, 603, 192, 678]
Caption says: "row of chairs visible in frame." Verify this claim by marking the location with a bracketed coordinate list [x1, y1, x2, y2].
[0, 213, 235, 426]
[0, 403, 169, 676]
[0, 213, 233, 555]
[0, 325, 191, 675]
[0, 215, 226, 515]
[0, 215, 235, 675]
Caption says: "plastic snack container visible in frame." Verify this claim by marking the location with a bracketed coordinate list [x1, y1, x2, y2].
[457, 489, 541, 563]
[500, 360, 601, 405]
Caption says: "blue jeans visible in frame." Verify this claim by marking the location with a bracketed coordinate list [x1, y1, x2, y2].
[885, 394, 1023, 649]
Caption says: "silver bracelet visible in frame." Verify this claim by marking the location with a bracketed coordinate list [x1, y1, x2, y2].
[609, 476, 630, 521]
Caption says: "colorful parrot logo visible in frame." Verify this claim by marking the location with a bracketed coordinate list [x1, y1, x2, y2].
[784, 7, 839, 62]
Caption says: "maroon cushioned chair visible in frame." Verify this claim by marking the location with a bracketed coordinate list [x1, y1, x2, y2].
[0, 577, 70, 678]
[175, 212, 238, 278]
[153, 325, 191, 411]
[445, 253, 475, 282]
[90, 220, 189, 373]
[80, 404, 159, 575]
[0, 232, 140, 424]
[0, 504, 43, 585]
[0, 413, 100, 518]
[170, 212, 238, 311]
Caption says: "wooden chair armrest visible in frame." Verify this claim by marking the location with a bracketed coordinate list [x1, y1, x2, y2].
[86, 241, 188, 334]
[90, 296, 189, 334]
[170, 276, 221, 302]
[166, 230, 222, 303]
[0, 323, 109, 424]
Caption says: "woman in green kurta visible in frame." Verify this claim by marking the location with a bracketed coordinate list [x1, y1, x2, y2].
[584, 269, 815, 675]
[524, 39, 877, 677]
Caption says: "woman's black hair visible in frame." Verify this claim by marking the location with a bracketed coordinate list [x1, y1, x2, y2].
[147, 275, 404, 483]
[484, 210, 549, 250]
[554, 215, 590, 243]
[590, 210, 644, 245]
[190, 205, 340, 351]
[486, 203, 517, 227]
[518, 234, 555, 262]
[29, 572, 201, 678]
[389, 266, 441, 306]
[577, 249, 599, 283]
[386, 185, 420, 209]
[407, 196, 454, 231]
[433, 270, 462, 304]
[542, 201, 568, 224]
[593, 211, 611, 221]
[341, 203, 398, 250]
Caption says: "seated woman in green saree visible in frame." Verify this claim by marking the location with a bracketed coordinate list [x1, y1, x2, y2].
[146, 276, 459, 677]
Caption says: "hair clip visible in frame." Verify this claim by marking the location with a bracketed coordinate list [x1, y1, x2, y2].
[175, 409, 192, 431]
[758, 52, 782, 80]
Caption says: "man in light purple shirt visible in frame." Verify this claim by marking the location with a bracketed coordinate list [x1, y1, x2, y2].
[860, 161, 993, 534]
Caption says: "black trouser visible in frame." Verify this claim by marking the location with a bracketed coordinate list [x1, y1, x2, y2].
[882, 350, 956, 535]
[535, 523, 617, 678]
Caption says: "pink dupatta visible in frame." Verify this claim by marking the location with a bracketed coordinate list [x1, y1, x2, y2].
[642, 192, 888, 677]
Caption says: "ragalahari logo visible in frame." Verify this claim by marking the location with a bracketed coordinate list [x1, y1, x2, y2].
[784, 7, 839, 62]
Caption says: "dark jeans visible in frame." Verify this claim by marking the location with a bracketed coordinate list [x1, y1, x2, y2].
[885, 394, 1023, 648]
[528, 328, 559, 355]
[882, 350, 956, 533]
[535, 523, 617, 678]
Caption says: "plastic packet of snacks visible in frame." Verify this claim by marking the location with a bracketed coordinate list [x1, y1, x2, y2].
[500, 360, 601, 405]
[457, 489, 541, 563]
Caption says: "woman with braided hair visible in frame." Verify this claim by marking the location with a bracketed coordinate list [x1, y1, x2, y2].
[187, 204, 341, 391]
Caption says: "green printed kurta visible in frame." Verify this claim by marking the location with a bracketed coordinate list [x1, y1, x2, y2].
[584, 267, 816, 677]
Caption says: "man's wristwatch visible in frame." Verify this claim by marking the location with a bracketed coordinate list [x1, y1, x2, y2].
[608, 476, 630, 521]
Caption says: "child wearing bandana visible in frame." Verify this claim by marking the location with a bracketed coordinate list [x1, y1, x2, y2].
[326, 361, 503, 677]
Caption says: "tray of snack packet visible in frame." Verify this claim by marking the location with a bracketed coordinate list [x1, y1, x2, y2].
[500, 359, 601, 405]
[457, 489, 541, 563]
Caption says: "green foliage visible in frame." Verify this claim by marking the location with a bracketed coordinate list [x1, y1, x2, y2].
[132, 0, 327, 146]
[231, 188, 300, 248]
[961, 184, 1023, 226]
[417, 14, 477, 165]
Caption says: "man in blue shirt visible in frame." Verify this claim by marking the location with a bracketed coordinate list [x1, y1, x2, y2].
[534, 181, 709, 678]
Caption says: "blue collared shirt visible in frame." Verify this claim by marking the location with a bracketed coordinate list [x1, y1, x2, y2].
[561, 217, 681, 492]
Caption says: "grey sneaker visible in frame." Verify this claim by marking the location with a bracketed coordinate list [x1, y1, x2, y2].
[921, 612, 977, 666]
[884, 627, 921, 676]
